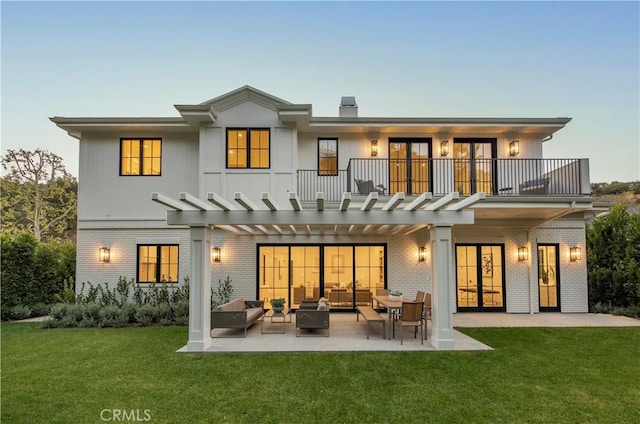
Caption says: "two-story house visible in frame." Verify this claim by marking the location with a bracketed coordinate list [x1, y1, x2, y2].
[51, 85, 596, 351]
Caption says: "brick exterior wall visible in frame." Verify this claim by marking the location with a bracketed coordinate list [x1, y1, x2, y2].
[76, 216, 588, 313]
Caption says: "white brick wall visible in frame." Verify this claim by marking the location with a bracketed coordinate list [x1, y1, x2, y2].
[76, 216, 588, 313]
[76, 225, 191, 293]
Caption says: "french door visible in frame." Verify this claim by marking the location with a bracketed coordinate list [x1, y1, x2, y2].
[389, 138, 431, 195]
[456, 244, 505, 312]
[538, 244, 560, 311]
[453, 138, 496, 195]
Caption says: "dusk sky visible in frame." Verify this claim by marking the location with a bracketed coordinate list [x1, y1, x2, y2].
[2, 1, 638, 183]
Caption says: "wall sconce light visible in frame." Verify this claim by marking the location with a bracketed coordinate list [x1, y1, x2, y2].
[517, 246, 528, 261]
[570, 246, 581, 262]
[509, 140, 520, 156]
[99, 247, 111, 263]
[440, 140, 449, 157]
[418, 246, 427, 262]
[370, 139, 378, 157]
[211, 246, 221, 263]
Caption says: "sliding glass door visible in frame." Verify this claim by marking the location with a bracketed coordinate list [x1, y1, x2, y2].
[258, 244, 386, 310]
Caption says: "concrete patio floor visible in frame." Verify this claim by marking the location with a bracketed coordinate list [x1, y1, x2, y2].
[195, 312, 639, 354]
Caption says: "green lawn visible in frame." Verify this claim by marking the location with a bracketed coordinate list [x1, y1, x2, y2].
[2, 323, 639, 424]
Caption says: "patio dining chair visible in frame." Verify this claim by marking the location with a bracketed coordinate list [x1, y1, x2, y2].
[422, 293, 432, 340]
[415, 290, 425, 302]
[397, 301, 424, 345]
[373, 288, 389, 309]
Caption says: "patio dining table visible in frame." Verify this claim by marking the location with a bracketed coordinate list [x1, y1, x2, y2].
[372, 295, 411, 340]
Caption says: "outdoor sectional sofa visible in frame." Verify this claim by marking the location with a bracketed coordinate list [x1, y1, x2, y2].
[210, 297, 264, 337]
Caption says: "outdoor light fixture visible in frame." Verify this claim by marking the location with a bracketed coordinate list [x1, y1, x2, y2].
[440, 140, 449, 157]
[509, 140, 520, 156]
[518, 246, 528, 261]
[570, 246, 581, 262]
[99, 247, 111, 263]
[418, 246, 427, 262]
[211, 246, 221, 263]
[370, 139, 378, 157]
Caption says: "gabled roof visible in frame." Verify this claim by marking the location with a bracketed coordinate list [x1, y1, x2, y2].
[198, 85, 292, 112]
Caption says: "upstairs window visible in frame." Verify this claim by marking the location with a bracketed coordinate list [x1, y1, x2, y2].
[137, 244, 178, 284]
[120, 138, 162, 176]
[227, 129, 270, 169]
[318, 138, 338, 176]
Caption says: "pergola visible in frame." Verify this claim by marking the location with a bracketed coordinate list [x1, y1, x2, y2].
[152, 190, 486, 351]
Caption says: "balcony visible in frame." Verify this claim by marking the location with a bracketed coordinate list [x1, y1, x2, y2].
[297, 158, 590, 202]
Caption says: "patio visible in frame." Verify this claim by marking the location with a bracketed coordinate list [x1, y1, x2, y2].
[182, 311, 640, 354]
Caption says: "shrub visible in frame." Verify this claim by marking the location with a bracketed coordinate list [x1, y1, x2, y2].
[171, 277, 189, 304]
[1, 307, 12, 321]
[120, 302, 137, 323]
[174, 300, 189, 319]
[174, 316, 189, 326]
[10, 305, 32, 320]
[590, 301, 612, 314]
[0, 232, 75, 309]
[59, 315, 78, 328]
[39, 318, 59, 329]
[99, 305, 120, 328]
[54, 277, 76, 304]
[114, 310, 129, 328]
[79, 317, 96, 328]
[211, 275, 233, 309]
[50, 303, 69, 320]
[135, 304, 156, 326]
[31, 303, 51, 317]
[156, 303, 173, 323]
[83, 303, 102, 322]
[611, 306, 640, 318]
[67, 304, 86, 323]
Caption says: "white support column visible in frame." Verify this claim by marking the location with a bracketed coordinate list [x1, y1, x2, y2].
[183, 226, 212, 352]
[430, 225, 455, 349]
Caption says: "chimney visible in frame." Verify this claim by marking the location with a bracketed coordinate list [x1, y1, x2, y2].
[339, 96, 358, 117]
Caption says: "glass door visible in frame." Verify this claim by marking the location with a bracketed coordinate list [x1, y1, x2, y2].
[353, 246, 385, 306]
[258, 246, 290, 307]
[290, 247, 320, 308]
[456, 244, 505, 311]
[323, 246, 354, 308]
[538, 244, 560, 311]
[389, 139, 431, 195]
[453, 139, 496, 195]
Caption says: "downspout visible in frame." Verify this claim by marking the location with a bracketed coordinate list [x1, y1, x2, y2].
[541, 134, 553, 143]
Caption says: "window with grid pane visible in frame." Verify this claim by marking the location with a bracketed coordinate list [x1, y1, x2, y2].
[318, 138, 338, 176]
[227, 128, 269, 168]
[137, 245, 178, 283]
[120, 138, 161, 175]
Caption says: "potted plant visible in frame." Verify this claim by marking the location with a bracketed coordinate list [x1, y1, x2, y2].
[270, 297, 286, 312]
[389, 290, 403, 301]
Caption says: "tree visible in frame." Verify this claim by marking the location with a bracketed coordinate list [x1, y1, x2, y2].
[587, 204, 640, 312]
[1, 148, 77, 241]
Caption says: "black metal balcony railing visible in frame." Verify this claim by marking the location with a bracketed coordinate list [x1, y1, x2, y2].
[297, 158, 589, 202]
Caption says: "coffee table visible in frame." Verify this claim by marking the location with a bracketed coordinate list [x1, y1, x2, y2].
[261, 308, 291, 334]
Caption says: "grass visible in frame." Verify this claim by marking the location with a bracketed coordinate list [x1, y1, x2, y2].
[2, 323, 639, 424]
